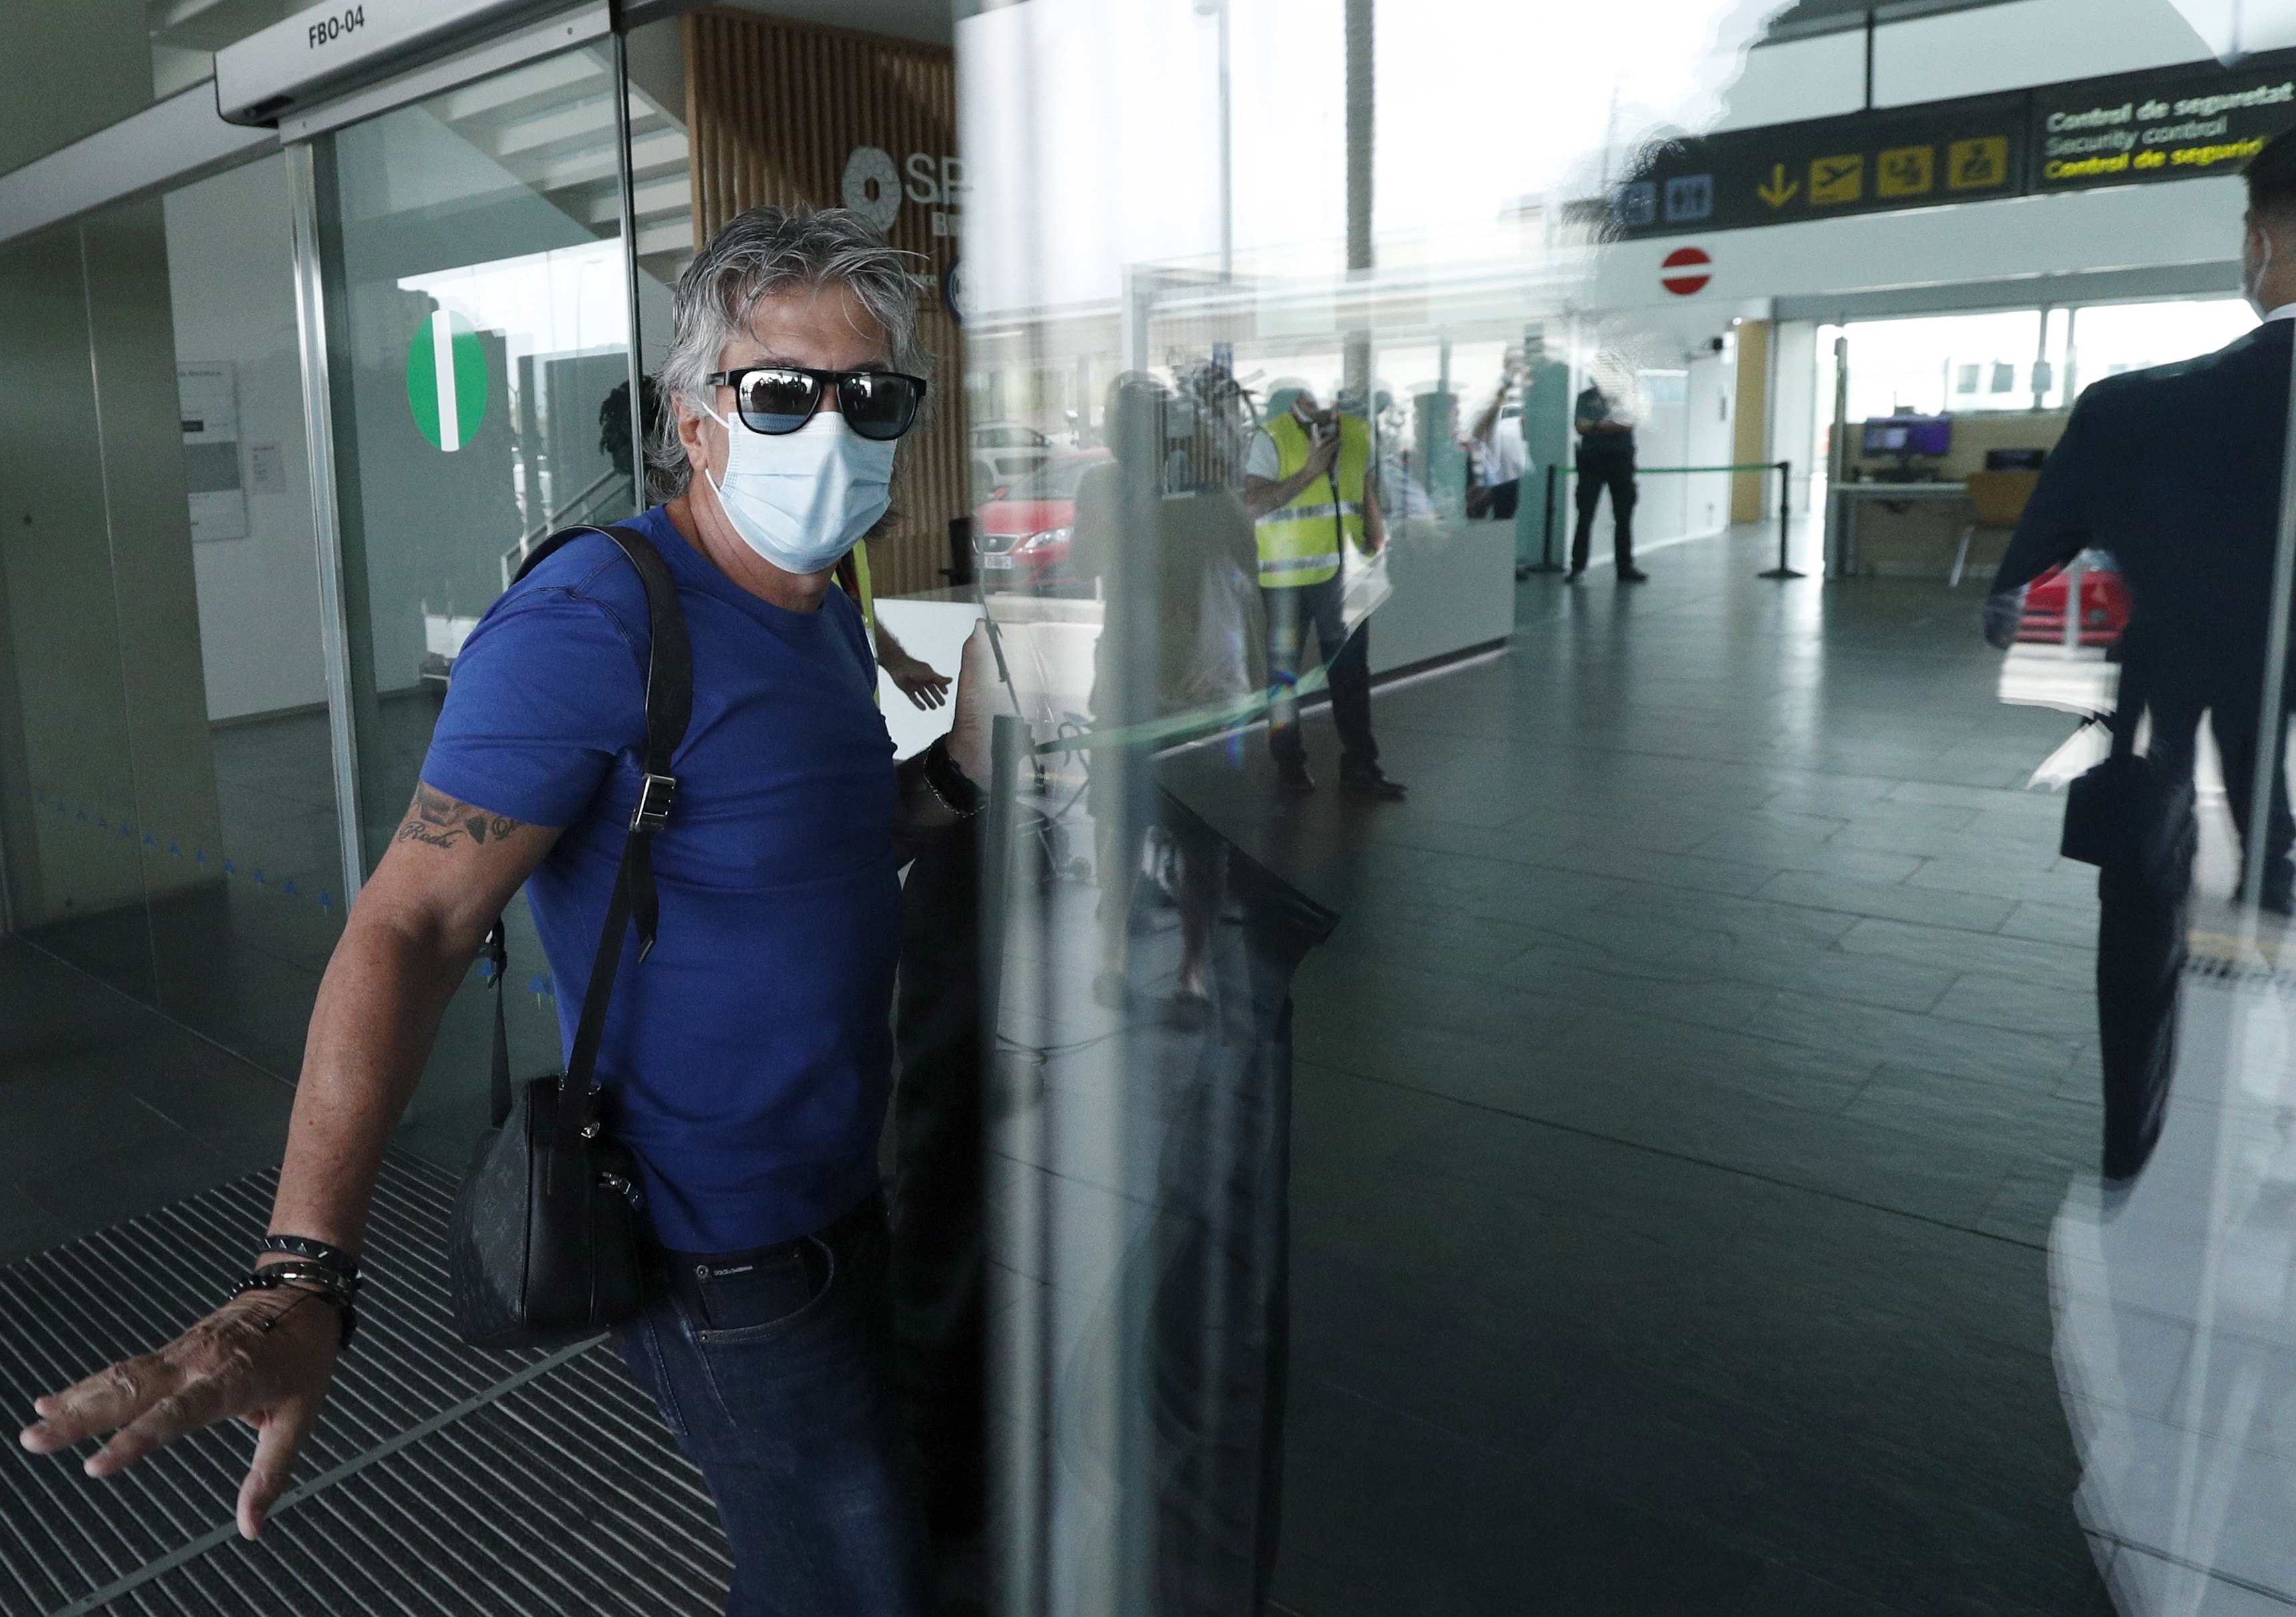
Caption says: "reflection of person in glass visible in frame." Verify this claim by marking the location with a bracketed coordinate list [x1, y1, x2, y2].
[1242, 386, 1406, 798]
[1570, 374, 1646, 583]
[1989, 134, 2296, 917]
[1983, 135, 2296, 1184]
[1466, 353, 1528, 521]
[1074, 370, 1265, 1025]
[20, 206, 990, 1615]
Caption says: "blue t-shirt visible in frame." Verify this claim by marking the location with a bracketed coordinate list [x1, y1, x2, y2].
[420, 506, 899, 1252]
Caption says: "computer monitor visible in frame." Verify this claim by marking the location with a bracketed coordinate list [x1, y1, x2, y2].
[1862, 416, 1953, 457]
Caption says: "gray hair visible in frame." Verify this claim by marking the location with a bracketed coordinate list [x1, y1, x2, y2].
[649, 205, 927, 499]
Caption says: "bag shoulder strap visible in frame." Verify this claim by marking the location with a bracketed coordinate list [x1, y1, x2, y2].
[485, 523, 694, 1130]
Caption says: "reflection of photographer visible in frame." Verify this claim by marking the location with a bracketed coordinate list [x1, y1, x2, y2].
[1073, 372, 1264, 1023]
[1242, 388, 1405, 799]
[1466, 358, 1528, 521]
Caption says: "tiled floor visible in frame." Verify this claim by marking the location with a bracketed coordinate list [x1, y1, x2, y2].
[1165, 522, 2119, 1614]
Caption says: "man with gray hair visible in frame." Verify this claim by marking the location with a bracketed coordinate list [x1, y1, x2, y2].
[21, 206, 986, 1615]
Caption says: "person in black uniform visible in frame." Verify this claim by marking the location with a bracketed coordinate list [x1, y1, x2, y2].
[1569, 380, 1647, 582]
[1988, 132, 2296, 914]
[1986, 133, 2296, 1185]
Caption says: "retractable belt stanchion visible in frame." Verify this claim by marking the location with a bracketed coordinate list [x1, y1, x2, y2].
[1758, 460, 1804, 580]
[1524, 461, 1808, 581]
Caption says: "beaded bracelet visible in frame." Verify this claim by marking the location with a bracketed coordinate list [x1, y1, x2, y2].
[230, 1262, 359, 1350]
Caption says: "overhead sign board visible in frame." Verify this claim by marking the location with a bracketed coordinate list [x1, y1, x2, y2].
[1620, 92, 2024, 239]
[214, 0, 551, 126]
[2031, 57, 2295, 192]
[1617, 46, 2296, 239]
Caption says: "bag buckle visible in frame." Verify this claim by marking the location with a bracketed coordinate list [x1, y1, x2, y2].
[631, 772, 677, 832]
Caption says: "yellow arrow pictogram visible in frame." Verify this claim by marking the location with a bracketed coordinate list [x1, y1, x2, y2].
[1757, 163, 1800, 208]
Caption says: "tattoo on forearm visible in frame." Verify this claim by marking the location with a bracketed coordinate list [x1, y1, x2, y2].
[394, 784, 525, 850]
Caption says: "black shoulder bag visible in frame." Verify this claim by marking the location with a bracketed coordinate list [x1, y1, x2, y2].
[448, 524, 692, 1350]
[2059, 653, 2196, 907]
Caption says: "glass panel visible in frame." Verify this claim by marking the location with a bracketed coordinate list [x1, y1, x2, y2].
[0, 155, 339, 1078]
[957, 2, 2296, 1612]
[1844, 309, 2046, 420]
[2066, 296, 2257, 400]
[314, 41, 642, 1157]
[147, 154, 345, 1073]
[0, 219, 160, 1005]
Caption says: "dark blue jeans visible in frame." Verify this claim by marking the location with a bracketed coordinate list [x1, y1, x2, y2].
[1262, 577, 1377, 771]
[613, 1194, 931, 1617]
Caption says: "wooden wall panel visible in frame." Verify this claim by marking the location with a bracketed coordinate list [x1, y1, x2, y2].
[684, 10, 964, 599]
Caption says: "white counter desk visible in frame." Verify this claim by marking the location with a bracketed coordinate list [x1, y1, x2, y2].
[1827, 480, 1971, 578]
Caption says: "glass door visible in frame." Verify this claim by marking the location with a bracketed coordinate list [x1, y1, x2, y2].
[306, 35, 677, 1157]
[0, 154, 346, 1082]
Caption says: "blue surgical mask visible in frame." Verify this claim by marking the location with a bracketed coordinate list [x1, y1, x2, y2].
[702, 405, 895, 575]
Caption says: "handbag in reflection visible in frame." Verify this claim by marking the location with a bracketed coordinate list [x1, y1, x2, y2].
[447, 525, 692, 1349]
[2059, 659, 2193, 1183]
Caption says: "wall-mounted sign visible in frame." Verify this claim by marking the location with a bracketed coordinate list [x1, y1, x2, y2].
[1661, 247, 1712, 295]
[406, 309, 490, 453]
[1620, 90, 2024, 239]
[2031, 59, 2295, 192]
[841, 147, 903, 230]
[214, 0, 546, 125]
[178, 361, 248, 543]
[843, 145, 965, 240]
[1618, 45, 2296, 239]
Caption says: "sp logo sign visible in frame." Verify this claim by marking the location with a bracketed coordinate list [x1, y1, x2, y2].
[843, 147, 966, 235]
[841, 147, 902, 229]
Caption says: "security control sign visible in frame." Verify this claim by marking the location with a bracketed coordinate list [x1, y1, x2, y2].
[1617, 44, 2296, 239]
[2033, 59, 2296, 190]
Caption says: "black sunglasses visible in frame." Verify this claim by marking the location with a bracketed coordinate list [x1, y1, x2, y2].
[706, 366, 927, 442]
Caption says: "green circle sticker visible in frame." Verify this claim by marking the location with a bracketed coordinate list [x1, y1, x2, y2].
[406, 308, 488, 452]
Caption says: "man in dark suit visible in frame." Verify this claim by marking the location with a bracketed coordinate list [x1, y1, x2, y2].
[1989, 133, 2296, 913]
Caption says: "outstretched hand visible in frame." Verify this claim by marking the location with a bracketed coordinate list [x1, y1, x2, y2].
[19, 1282, 340, 1540]
[883, 647, 953, 710]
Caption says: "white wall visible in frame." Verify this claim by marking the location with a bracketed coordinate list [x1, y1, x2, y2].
[162, 155, 328, 722]
[1874, 0, 2222, 104]
[1715, 0, 2228, 133]
[1710, 30, 1866, 131]
[1772, 319, 1821, 499]
[1588, 175, 2244, 315]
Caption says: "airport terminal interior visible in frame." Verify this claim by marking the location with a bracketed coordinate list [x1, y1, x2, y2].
[8, 0, 2296, 1613]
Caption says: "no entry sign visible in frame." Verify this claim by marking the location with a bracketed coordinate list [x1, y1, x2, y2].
[1661, 246, 1712, 295]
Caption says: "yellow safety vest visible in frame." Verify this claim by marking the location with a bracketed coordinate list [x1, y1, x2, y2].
[833, 541, 880, 707]
[850, 540, 875, 637]
[1256, 412, 1369, 588]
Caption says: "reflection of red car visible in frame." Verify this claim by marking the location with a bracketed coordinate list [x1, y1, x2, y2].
[974, 450, 1108, 587]
[2019, 551, 2131, 647]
